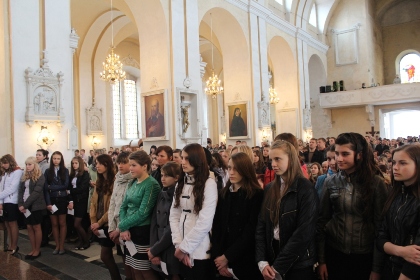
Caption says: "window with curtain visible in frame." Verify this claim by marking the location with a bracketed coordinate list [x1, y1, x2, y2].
[112, 79, 139, 139]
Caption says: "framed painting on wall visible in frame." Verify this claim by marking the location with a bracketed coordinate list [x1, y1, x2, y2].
[142, 89, 168, 141]
[227, 101, 250, 139]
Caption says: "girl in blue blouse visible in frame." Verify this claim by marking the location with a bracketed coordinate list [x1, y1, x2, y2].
[119, 150, 161, 280]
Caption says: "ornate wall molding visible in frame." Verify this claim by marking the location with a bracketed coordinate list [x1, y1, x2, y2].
[121, 54, 140, 68]
[25, 51, 65, 127]
[332, 23, 361, 66]
[319, 83, 420, 108]
[86, 105, 103, 136]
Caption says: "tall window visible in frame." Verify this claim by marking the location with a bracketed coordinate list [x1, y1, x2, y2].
[399, 53, 420, 83]
[112, 79, 139, 139]
[309, 4, 317, 27]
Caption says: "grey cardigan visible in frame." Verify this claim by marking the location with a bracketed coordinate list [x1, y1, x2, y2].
[18, 175, 47, 212]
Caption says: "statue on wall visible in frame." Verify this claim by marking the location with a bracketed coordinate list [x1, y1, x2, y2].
[181, 105, 190, 133]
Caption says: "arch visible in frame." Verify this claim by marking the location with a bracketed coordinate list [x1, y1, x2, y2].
[394, 49, 420, 78]
[198, 6, 251, 143]
[308, 54, 328, 137]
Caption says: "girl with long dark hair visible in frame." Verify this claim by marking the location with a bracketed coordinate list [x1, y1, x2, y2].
[377, 144, 420, 280]
[169, 143, 218, 280]
[0, 154, 23, 255]
[18, 157, 46, 259]
[119, 151, 160, 280]
[69, 156, 90, 250]
[44, 151, 69, 255]
[90, 154, 121, 280]
[317, 132, 389, 280]
[212, 152, 264, 279]
[255, 140, 319, 280]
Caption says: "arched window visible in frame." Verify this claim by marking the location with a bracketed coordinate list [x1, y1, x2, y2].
[309, 4, 317, 27]
[398, 52, 420, 83]
[112, 79, 140, 139]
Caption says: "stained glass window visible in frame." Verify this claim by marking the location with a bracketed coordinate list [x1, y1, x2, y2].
[399, 53, 420, 83]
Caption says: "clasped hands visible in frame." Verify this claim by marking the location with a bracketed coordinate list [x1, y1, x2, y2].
[174, 248, 193, 268]
[215, 255, 233, 278]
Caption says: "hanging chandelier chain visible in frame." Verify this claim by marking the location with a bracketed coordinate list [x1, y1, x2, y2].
[100, 0, 125, 83]
[210, 13, 214, 70]
[111, 0, 114, 47]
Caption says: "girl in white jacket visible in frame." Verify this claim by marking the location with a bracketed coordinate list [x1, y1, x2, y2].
[169, 144, 218, 280]
[0, 154, 23, 255]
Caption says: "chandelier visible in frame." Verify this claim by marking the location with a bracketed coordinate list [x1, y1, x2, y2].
[205, 13, 223, 99]
[100, 0, 126, 83]
[37, 126, 54, 150]
[269, 85, 279, 104]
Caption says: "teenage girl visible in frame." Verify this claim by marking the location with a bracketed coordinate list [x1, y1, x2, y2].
[119, 150, 160, 280]
[255, 140, 319, 280]
[18, 156, 46, 259]
[212, 152, 264, 280]
[44, 151, 70, 255]
[0, 154, 23, 255]
[69, 156, 90, 250]
[169, 143, 218, 280]
[317, 132, 389, 280]
[90, 154, 121, 280]
[108, 152, 133, 280]
[315, 145, 337, 197]
[377, 144, 420, 280]
[149, 161, 182, 279]
[308, 162, 323, 186]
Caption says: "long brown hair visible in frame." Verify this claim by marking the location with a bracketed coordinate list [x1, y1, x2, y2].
[174, 144, 210, 214]
[70, 157, 85, 178]
[253, 150, 266, 172]
[47, 151, 67, 184]
[1, 154, 20, 173]
[382, 144, 420, 215]
[221, 152, 261, 199]
[96, 154, 115, 195]
[261, 140, 303, 226]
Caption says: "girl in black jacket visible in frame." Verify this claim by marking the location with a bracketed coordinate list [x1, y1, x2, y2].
[149, 161, 182, 279]
[44, 151, 70, 255]
[212, 152, 264, 280]
[377, 144, 420, 280]
[69, 157, 90, 250]
[255, 140, 319, 280]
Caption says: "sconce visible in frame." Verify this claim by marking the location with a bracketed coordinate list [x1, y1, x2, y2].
[220, 133, 227, 143]
[261, 129, 269, 142]
[304, 129, 313, 143]
[91, 136, 100, 149]
[37, 126, 55, 149]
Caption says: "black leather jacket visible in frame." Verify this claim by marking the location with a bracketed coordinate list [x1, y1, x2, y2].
[255, 176, 319, 277]
[377, 185, 420, 279]
[317, 171, 388, 273]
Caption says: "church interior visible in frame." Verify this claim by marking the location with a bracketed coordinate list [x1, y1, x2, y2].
[0, 0, 419, 164]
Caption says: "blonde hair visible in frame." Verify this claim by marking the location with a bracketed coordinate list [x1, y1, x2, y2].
[21, 156, 42, 182]
[230, 145, 254, 162]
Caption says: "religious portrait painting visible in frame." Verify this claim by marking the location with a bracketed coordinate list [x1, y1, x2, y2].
[142, 89, 168, 141]
[227, 101, 250, 139]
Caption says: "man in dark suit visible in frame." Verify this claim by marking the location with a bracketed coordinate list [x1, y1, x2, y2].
[303, 138, 324, 165]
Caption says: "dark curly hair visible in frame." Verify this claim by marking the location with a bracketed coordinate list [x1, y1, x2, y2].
[174, 144, 209, 214]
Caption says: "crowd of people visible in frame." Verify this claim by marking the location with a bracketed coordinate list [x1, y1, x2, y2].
[0, 132, 419, 280]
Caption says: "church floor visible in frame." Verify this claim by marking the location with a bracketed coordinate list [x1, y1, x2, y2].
[0, 231, 126, 280]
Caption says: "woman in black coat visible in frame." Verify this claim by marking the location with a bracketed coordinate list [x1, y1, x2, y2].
[211, 152, 264, 280]
[69, 157, 91, 250]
